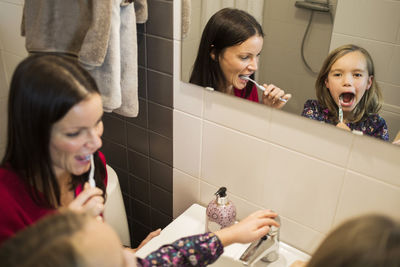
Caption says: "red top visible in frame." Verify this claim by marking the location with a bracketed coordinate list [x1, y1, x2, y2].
[234, 84, 259, 103]
[0, 151, 107, 245]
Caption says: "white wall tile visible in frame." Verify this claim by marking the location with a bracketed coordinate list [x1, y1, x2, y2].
[380, 82, 400, 107]
[386, 45, 400, 86]
[333, 0, 400, 43]
[380, 108, 400, 143]
[2, 51, 24, 86]
[348, 134, 400, 187]
[203, 90, 272, 140]
[173, 168, 200, 218]
[0, 2, 26, 56]
[1, 0, 23, 5]
[173, 110, 202, 177]
[334, 171, 400, 226]
[173, 0, 182, 41]
[201, 121, 270, 205]
[261, 145, 345, 233]
[269, 108, 354, 167]
[175, 81, 204, 117]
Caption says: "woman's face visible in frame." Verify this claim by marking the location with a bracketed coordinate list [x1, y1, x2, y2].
[217, 35, 263, 91]
[50, 93, 103, 179]
[325, 51, 372, 114]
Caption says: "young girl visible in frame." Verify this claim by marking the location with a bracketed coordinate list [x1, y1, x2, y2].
[190, 8, 291, 109]
[301, 44, 388, 141]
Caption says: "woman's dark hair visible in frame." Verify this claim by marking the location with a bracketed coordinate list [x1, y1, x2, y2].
[189, 8, 264, 98]
[307, 214, 400, 267]
[1, 54, 106, 207]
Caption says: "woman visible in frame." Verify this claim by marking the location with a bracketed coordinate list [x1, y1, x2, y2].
[190, 8, 291, 108]
[0, 209, 280, 266]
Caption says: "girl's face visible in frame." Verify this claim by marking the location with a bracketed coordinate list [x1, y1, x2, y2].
[325, 51, 372, 113]
[216, 35, 263, 91]
[50, 94, 103, 179]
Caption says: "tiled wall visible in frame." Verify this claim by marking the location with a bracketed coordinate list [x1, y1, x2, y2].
[0, 0, 174, 247]
[101, 0, 174, 247]
[173, 0, 400, 255]
[330, 0, 400, 142]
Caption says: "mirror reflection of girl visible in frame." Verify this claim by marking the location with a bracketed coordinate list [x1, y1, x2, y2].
[302, 44, 388, 141]
[190, 8, 291, 109]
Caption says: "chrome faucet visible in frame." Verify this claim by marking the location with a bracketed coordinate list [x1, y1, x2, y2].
[239, 216, 281, 266]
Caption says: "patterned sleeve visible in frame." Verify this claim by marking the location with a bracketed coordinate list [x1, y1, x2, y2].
[137, 232, 224, 267]
[369, 115, 389, 141]
[301, 100, 319, 120]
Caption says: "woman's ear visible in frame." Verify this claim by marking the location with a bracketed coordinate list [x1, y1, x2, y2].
[210, 48, 217, 61]
[367, 75, 373, 90]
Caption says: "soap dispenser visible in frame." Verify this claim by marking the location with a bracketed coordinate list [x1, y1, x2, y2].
[206, 187, 236, 232]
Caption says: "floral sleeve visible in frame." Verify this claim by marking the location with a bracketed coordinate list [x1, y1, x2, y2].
[137, 232, 224, 267]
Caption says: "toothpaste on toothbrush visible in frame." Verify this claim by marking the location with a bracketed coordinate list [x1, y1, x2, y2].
[88, 154, 96, 188]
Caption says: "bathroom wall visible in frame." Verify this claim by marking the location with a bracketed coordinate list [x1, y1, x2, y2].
[0, 0, 174, 247]
[173, 0, 400, 255]
[329, 0, 400, 142]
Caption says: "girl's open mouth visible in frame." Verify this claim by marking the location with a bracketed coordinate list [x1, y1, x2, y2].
[339, 92, 355, 107]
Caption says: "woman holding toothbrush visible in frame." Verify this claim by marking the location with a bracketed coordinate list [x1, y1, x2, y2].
[0, 54, 160, 247]
[189, 8, 291, 108]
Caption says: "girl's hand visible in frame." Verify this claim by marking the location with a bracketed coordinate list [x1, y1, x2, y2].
[215, 209, 280, 247]
[261, 83, 291, 109]
[68, 182, 104, 217]
[336, 122, 351, 131]
[290, 260, 307, 267]
[131, 229, 162, 252]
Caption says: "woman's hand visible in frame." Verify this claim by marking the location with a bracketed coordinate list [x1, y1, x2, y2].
[215, 209, 280, 247]
[68, 182, 104, 217]
[290, 260, 307, 267]
[130, 228, 162, 252]
[261, 83, 291, 109]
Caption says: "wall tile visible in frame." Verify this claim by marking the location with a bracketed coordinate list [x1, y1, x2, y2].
[386, 45, 400, 86]
[173, 169, 200, 218]
[151, 208, 172, 230]
[130, 174, 150, 204]
[103, 114, 126, 145]
[201, 121, 270, 205]
[101, 140, 128, 171]
[125, 98, 148, 128]
[0, 2, 26, 56]
[131, 198, 151, 226]
[261, 145, 345, 233]
[147, 35, 173, 75]
[149, 132, 172, 166]
[138, 66, 147, 99]
[147, 0, 173, 39]
[148, 102, 173, 138]
[150, 158, 172, 192]
[131, 220, 151, 247]
[147, 69, 173, 108]
[0, 52, 7, 98]
[137, 32, 146, 68]
[127, 123, 149, 156]
[150, 184, 172, 216]
[128, 149, 149, 181]
[269, 108, 354, 167]
[348, 135, 400, 187]
[113, 166, 130, 196]
[172, 0, 182, 41]
[173, 110, 202, 178]
[174, 80, 204, 117]
[0, 98, 7, 146]
[334, 171, 400, 226]
[203, 90, 272, 140]
[2, 51, 24, 86]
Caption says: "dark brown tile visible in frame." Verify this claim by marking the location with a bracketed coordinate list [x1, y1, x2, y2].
[130, 174, 150, 204]
[125, 98, 147, 128]
[150, 159, 172, 192]
[101, 140, 128, 171]
[147, 70, 173, 108]
[148, 102, 172, 138]
[103, 114, 127, 145]
[123, 194, 132, 218]
[137, 32, 146, 67]
[127, 149, 149, 181]
[127, 123, 149, 156]
[136, 23, 146, 34]
[131, 199, 151, 226]
[131, 221, 151, 248]
[138, 66, 147, 99]
[150, 184, 172, 216]
[147, 0, 173, 39]
[149, 132, 173, 166]
[151, 208, 172, 230]
[113, 167, 130, 196]
[147, 36, 173, 75]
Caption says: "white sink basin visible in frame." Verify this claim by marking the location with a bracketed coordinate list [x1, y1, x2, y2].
[136, 204, 310, 266]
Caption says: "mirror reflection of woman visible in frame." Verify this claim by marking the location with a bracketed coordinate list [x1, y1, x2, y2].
[190, 8, 291, 109]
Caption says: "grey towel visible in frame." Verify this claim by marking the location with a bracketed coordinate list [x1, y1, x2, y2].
[134, 0, 148, 23]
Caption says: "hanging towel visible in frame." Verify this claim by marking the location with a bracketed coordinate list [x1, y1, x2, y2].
[181, 0, 191, 39]
[134, 0, 148, 23]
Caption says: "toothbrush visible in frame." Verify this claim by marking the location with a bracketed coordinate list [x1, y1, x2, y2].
[88, 154, 96, 188]
[240, 75, 287, 103]
[338, 96, 343, 123]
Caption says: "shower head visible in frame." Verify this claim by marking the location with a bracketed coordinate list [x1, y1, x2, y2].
[295, 0, 330, 12]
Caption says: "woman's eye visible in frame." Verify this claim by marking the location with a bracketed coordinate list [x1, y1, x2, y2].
[239, 55, 249, 60]
[354, 73, 362, 77]
[66, 131, 81, 137]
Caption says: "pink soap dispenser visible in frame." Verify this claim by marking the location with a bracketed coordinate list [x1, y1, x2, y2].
[206, 187, 236, 232]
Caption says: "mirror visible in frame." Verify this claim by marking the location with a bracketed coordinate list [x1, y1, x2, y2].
[181, 0, 400, 144]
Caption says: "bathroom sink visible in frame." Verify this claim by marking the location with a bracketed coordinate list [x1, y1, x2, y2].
[136, 204, 310, 266]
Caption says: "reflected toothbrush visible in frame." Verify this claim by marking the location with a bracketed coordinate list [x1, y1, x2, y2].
[88, 154, 96, 188]
[239, 75, 287, 103]
[338, 96, 343, 123]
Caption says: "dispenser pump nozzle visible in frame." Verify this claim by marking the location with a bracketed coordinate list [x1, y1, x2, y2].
[215, 187, 227, 197]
